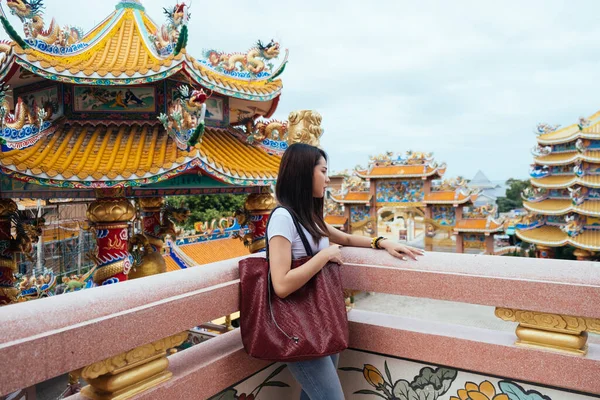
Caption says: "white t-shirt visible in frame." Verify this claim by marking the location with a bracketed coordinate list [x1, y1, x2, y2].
[267, 208, 329, 259]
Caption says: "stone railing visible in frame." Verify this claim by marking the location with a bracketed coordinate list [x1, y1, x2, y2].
[0, 250, 599, 398]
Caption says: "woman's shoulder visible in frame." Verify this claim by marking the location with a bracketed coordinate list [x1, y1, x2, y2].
[271, 207, 293, 220]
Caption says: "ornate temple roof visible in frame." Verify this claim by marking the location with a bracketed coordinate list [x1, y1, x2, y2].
[536, 111, 600, 145]
[0, 124, 279, 187]
[531, 175, 600, 189]
[516, 225, 600, 250]
[324, 215, 347, 227]
[0, 0, 287, 101]
[454, 218, 504, 234]
[534, 151, 600, 166]
[356, 164, 445, 179]
[423, 191, 476, 205]
[355, 151, 446, 180]
[179, 238, 249, 266]
[524, 200, 600, 217]
[330, 192, 371, 204]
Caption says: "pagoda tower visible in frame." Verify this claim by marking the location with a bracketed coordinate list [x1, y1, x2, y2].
[516, 117, 600, 260]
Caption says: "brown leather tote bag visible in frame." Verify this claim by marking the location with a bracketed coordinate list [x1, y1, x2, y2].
[239, 206, 349, 362]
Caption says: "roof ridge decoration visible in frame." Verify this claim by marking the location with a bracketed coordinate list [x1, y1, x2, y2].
[464, 204, 497, 219]
[366, 150, 442, 170]
[562, 213, 584, 237]
[4, 0, 86, 54]
[434, 176, 467, 192]
[0, 83, 59, 150]
[148, 1, 190, 57]
[201, 39, 289, 81]
[157, 84, 207, 150]
[521, 187, 549, 203]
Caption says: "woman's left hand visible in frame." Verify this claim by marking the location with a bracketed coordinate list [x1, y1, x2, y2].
[379, 240, 424, 261]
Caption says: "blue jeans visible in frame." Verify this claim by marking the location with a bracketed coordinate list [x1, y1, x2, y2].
[286, 354, 344, 400]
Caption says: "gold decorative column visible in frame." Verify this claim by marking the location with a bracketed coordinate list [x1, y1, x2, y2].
[0, 199, 18, 305]
[127, 198, 167, 280]
[495, 308, 600, 355]
[80, 332, 187, 400]
[87, 196, 136, 285]
[244, 193, 277, 253]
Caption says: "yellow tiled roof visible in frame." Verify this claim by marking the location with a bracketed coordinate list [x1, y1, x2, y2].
[0, 123, 192, 180]
[164, 255, 182, 272]
[331, 192, 371, 204]
[455, 219, 504, 233]
[517, 225, 600, 251]
[524, 199, 600, 217]
[16, 9, 178, 78]
[537, 110, 600, 145]
[0, 124, 279, 185]
[424, 191, 473, 204]
[180, 239, 250, 265]
[534, 151, 600, 165]
[570, 230, 600, 251]
[325, 215, 348, 226]
[357, 165, 442, 178]
[199, 129, 279, 180]
[523, 200, 571, 215]
[516, 226, 568, 247]
[9, 7, 283, 100]
[530, 176, 576, 188]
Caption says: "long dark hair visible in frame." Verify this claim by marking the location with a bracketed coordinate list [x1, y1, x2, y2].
[276, 143, 329, 243]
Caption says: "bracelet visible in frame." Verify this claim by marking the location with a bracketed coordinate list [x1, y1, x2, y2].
[371, 236, 385, 249]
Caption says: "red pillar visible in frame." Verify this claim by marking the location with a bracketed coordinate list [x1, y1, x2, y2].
[369, 179, 378, 237]
[485, 234, 495, 255]
[455, 232, 464, 254]
[344, 205, 351, 234]
[0, 200, 18, 305]
[244, 193, 276, 253]
[87, 197, 136, 285]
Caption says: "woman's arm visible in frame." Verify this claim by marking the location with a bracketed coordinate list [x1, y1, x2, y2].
[326, 223, 423, 260]
[269, 236, 341, 299]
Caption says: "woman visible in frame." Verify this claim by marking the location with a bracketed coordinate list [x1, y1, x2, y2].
[268, 143, 423, 399]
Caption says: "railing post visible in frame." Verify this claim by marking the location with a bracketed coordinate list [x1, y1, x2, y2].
[80, 332, 187, 400]
[495, 307, 598, 356]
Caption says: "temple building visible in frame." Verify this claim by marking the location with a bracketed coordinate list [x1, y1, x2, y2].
[516, 117, 600, 260]
[0, 0, 323, 305]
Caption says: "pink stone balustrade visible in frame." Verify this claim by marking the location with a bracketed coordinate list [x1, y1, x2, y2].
[0, 250, 599, 397]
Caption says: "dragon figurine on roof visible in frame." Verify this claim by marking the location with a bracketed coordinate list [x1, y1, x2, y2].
[6, 0, 83, 48]
[205, 39, 281, 76]
[150, 2, 190, 54]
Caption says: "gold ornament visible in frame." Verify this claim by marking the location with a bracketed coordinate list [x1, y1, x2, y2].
[93, 261, 126, 284]
[81, 332, 187, 399]
[139, 198, 165, 212]
[495, 307, 599, 355]
[287, 110, 324, 147]
[244, 193, 276, 212]
[87, 199, 136, 223]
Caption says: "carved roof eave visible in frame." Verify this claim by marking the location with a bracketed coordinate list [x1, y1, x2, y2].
[534, 151, 600, 166]
[524, 200, 600, 217]
[330, 194, 371, 205]
[355, 168, 445, 180]
[10, 55, 282, 102]
[531, 176, 600, 189]
[454, 219, 505, 234]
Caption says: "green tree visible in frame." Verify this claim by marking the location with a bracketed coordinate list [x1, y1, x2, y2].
[497, 178, 531, 213]
[168, 194, 247, 231]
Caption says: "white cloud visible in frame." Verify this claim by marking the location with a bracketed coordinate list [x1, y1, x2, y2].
[2, 0, 600, 183]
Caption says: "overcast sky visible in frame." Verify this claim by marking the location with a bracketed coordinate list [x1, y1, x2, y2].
[2, 0, 599, 182]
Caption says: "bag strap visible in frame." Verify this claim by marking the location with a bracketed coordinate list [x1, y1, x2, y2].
[265, 206, 314, 260]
